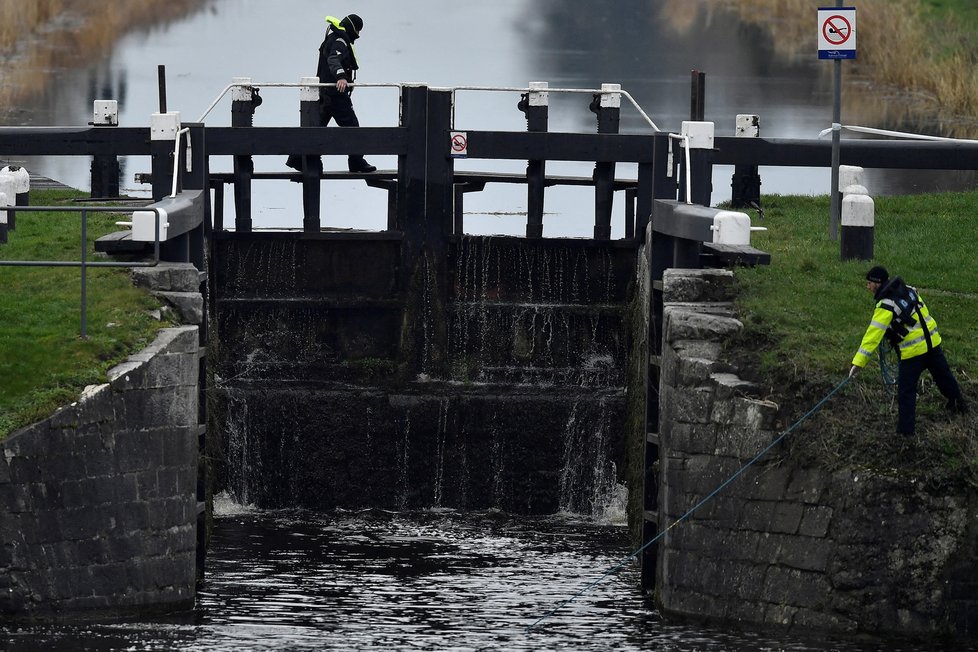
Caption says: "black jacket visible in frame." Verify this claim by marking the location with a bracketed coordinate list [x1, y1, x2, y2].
[316, 25, 359, 96]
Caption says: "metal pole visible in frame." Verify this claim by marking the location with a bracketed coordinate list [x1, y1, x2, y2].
[158, 65, 167, 114]
[80, 210, 88, 339]
[829, 0, 843, 241]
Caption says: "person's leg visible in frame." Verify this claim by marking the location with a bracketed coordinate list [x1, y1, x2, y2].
[927, 346, 969, 413]
[286, 96, 334, 172]
[331, 95, 375, 172]
[897, 355, 926, 434]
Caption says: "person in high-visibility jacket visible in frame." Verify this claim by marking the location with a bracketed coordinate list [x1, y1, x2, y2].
[849, 266, 968, 435]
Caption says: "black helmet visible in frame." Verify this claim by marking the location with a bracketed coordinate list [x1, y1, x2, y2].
[340, 14, 363, 38]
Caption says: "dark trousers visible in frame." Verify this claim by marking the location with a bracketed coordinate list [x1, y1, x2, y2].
[896, 345, 964, 434]
[321, 93, 367, 164]
[287, 93, 365, 171]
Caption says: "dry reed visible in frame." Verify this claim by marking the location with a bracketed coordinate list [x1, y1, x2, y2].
[0, 0, 208, 109]
[659, 0, 978, 135]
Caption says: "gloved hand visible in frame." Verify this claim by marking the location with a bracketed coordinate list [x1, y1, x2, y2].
[848, 365, 860, 378]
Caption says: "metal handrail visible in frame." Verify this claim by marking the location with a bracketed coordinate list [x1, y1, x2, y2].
[197, 80, 661, 132]
[0, 205, 162, 338]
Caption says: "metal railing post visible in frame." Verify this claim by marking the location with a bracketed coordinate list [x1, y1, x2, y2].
[298, 77, 323, 233]
[519, 81, 548, 239]
[231, 77, 259, 232]
[91, 100, 121, 199]
[730, 115, 761, 209]
[591, 83, 620, 241]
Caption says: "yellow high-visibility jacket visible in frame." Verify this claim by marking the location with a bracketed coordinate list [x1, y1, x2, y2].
[852, 281, 941, 368]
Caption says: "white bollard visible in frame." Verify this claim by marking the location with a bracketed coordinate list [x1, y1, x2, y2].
[0, 190, 7, 243]
[1, 165, 30, 229]
[0, 175, 15, 232]
[841, 189, 874, 261]
[839, 165, 864, 192]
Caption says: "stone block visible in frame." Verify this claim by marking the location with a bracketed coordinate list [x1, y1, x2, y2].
[117, 502, 151, 531]
[739, 500, 804, 534]
[761, 566, 829, 609]
[713, 424, 775, 461]
[667, 422, 718, 456]
[116, 430, 164, 473]
[798, 505, 834, 538]
[120, 386, 198, 431]
[8, 456, 41, 484]
[662, 268, 736, 303]
[672, 386, 715, 424]
[130, 262, 201, 293]
[0, 483, 32, 513]
[151, 291, 204, 325]
[764, 602, 799, 628]
[0, 459, 9, 484]
[793, 607, 857, 632]
[676, 356, 723, 386]
[664, 308, 742, 344]
[162, 426, 197, 467]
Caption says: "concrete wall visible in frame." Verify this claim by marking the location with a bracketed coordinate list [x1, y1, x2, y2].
[0, 264, 202, 620]
[656, 268, 978, 637]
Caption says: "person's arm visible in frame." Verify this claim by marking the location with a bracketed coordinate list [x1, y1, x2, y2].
[851, 304, 893, 369]
[327, 37, 352, 92]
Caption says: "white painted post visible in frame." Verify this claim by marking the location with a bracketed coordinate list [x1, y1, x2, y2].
[841, 183, 874, 261]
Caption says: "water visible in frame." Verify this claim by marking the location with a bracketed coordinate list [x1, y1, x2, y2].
[2, 0, 975, 238]
[0, 498, 945, 651]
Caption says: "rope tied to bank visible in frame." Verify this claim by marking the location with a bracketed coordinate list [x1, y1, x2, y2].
[526, 375, 853, 632]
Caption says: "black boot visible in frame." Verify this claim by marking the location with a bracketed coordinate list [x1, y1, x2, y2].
[946, 398, 970, 414]
[286, 155, 302, 171]
[348, 156, 376, 173]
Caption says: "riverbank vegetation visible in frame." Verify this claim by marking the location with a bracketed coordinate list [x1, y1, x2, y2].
[731, 192, 978, 486]
[664, 0, 978, 135]
[0, 189, 167, 438]
[0, 0, 209, 109]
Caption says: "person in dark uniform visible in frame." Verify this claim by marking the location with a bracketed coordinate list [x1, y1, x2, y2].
[287, 14, 376, 173]
[849, 265, 969, 435]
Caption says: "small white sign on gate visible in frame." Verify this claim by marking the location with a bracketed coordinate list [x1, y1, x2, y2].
[450, 131, 468, 158]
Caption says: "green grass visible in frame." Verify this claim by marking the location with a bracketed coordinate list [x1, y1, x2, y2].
[731, 192, 978, 486]
[0, 189, 167, 437]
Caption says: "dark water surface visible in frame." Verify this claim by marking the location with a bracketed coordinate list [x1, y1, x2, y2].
[0, 502, 946, 651]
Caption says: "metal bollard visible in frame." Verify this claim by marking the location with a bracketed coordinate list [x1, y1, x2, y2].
[518, 81, 548, 239]
[840, 183, 874, 261]
[91, 100, 121, 198]
[0, 190, 7, 244]
[231, 77, 260, 232]
[591, 83, 620, 241]
[298, 76, 323, 233]
[730, 114, 761, 209]
[0, 173, 15, 237]
[1, 165, 30, 231]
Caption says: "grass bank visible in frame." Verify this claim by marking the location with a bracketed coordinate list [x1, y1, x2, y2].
[731, 192, 978, 487]
[0, 189, 168, 438]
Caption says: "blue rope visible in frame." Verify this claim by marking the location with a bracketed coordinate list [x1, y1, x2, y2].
[526, 375, 852, 632]
[878, 339, 898, 394]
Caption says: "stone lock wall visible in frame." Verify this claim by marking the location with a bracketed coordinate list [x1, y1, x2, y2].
[0, 262, 203, 621]
[656, 268, 978, 637]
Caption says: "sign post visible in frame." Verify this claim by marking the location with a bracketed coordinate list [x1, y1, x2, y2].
[818, 3, 856, 242]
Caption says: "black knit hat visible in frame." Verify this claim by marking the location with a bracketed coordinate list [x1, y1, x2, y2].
[341, 14, 363, 37]
[865, 266, 888, 284]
